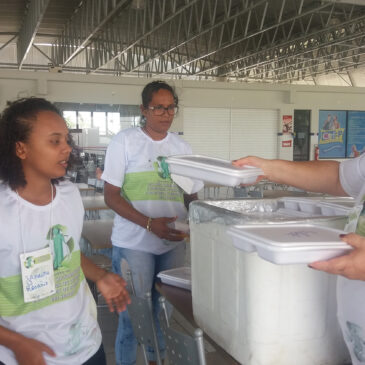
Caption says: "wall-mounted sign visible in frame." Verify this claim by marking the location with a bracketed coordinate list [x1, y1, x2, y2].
[282, 140, 292, 147]
[318, 110, 346, 158]
[347, 111, 365, 158]
[282, 115, 293, 135]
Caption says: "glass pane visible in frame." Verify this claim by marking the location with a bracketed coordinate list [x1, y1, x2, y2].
[63, 111, 77, 129]
[93, 112, 106, 135]
[135, 116, 143, 127]
[293, 110, 311, 161]
[107, 112, 120, 135]
[120, 116, 137, 130]
[78, 111, 92, 129]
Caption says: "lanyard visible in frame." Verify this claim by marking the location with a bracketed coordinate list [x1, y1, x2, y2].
[16, 184, 54, 253]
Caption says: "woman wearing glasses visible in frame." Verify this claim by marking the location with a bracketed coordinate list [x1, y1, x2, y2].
[102, 81, 203, 365]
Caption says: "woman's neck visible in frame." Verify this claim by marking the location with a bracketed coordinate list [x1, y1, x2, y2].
[142, 126, 167, 141]
[16, 180, 54, 206]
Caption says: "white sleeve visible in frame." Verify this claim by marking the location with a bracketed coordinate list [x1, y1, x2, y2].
[101, 136, 126, 188]
[339, 154, 365, 198]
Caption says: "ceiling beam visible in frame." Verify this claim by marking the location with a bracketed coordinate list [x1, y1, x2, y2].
[17, 0, 50, 69]
[51, 0, 131, 67]
[85, 0, 200, 72]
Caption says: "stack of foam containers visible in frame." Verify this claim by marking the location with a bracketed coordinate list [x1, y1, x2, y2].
[189, 197, 353, 365]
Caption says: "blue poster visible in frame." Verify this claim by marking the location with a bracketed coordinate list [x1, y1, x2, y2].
[318, 110, 346, 158]
[347, 111, 365, 158]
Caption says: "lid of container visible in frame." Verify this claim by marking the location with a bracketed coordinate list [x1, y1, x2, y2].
[157, 266, 191, 284]
[165, 155, 263, 178]
[228, 224, 349, 248]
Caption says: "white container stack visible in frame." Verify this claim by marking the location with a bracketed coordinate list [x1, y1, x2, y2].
[163, 155, 353, 364]
[189, 198, 351, 365]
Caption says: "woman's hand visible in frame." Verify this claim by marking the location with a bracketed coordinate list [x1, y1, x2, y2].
[96, 272, 131, 313]
[309, 233, 365, 281]
[13, 336, 55, 365]
[150, 217, 186, 241]
[232, 156, 268, 184]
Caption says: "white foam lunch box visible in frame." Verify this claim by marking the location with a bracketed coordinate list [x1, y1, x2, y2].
[227, 224, 351, 264]
[165, 155, 263, 186]
[157, 266, 192, 290]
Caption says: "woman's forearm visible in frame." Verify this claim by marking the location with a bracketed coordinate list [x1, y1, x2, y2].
[234, 156, 347, 196]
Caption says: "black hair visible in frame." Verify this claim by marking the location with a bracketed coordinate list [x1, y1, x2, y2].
[0, 97, 76, 189]
[140, 81, 178, 124]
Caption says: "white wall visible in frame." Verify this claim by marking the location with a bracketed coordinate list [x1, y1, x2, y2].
[1, 70, 365, 160]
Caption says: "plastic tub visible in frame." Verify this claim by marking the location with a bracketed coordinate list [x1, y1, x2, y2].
[157, 266, 191, 290]
[189, 198, 350, 365]
[165, 154, 263, 186]
[228, 224, 351, 264]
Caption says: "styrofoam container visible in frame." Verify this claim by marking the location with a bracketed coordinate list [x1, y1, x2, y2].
[280, 197, 352, 217]
[318, 201, 352, 216]
[298, 200, 322, 214]
[281, 198, 300, 210]
[166, 155, 263, 186]
[276, 207, 311, 217]
[281, 197, 321, 214]
[228, 224, 351, 264]
[157, 266, 191, 290]
[168, 220, 190, 234]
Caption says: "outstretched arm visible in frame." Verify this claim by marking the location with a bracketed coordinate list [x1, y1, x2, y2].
[81, 254, 130, 313]
[233, 156, 347, 196]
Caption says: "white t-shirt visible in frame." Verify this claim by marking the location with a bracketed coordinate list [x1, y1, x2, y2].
[0, 181, 101, 365]
[339, 154, 365, 364]
[101, 127, 203, 254]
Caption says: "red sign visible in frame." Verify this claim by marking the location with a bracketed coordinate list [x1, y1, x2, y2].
[282, 115, 293, 134]
[282, 140, 292, 147]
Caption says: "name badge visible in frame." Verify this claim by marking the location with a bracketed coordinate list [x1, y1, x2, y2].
[20, 247, 56, 303]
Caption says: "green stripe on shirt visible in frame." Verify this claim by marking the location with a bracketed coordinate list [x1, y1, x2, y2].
[122, 171, 184, 203]
[0, 251, 84, 317]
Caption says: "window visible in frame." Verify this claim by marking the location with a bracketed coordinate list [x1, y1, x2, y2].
[78, 111, 92, 129]
[107, 112, 120, 135]
[63, 111, 77, 129]
[55, 103, 140, 148]
[94, 112, 107, 135]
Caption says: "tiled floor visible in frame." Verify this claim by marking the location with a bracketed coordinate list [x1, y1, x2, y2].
[97, 296, 194, 365]
[97, 301, 119, 365]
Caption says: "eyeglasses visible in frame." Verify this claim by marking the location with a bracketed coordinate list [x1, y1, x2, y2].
[148, 105, 178, 116]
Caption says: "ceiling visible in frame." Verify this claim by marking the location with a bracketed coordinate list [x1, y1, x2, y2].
[1, 0, 365, 85]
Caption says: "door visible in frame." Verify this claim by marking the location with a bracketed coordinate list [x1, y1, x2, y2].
[293, 110, 311, 161]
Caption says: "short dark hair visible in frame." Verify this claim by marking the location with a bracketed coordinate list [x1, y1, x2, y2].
[141, 80, 178, 108]
[140, 81, 178, 124]
[0, 97, 75, 189]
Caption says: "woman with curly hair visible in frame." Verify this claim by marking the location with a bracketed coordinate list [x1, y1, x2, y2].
[0, 97, 130, 365]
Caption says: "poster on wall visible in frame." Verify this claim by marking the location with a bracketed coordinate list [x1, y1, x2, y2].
[347, 111, 365, 158]
[318, 110, 347, 158]
[282, 115, 293, 134]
